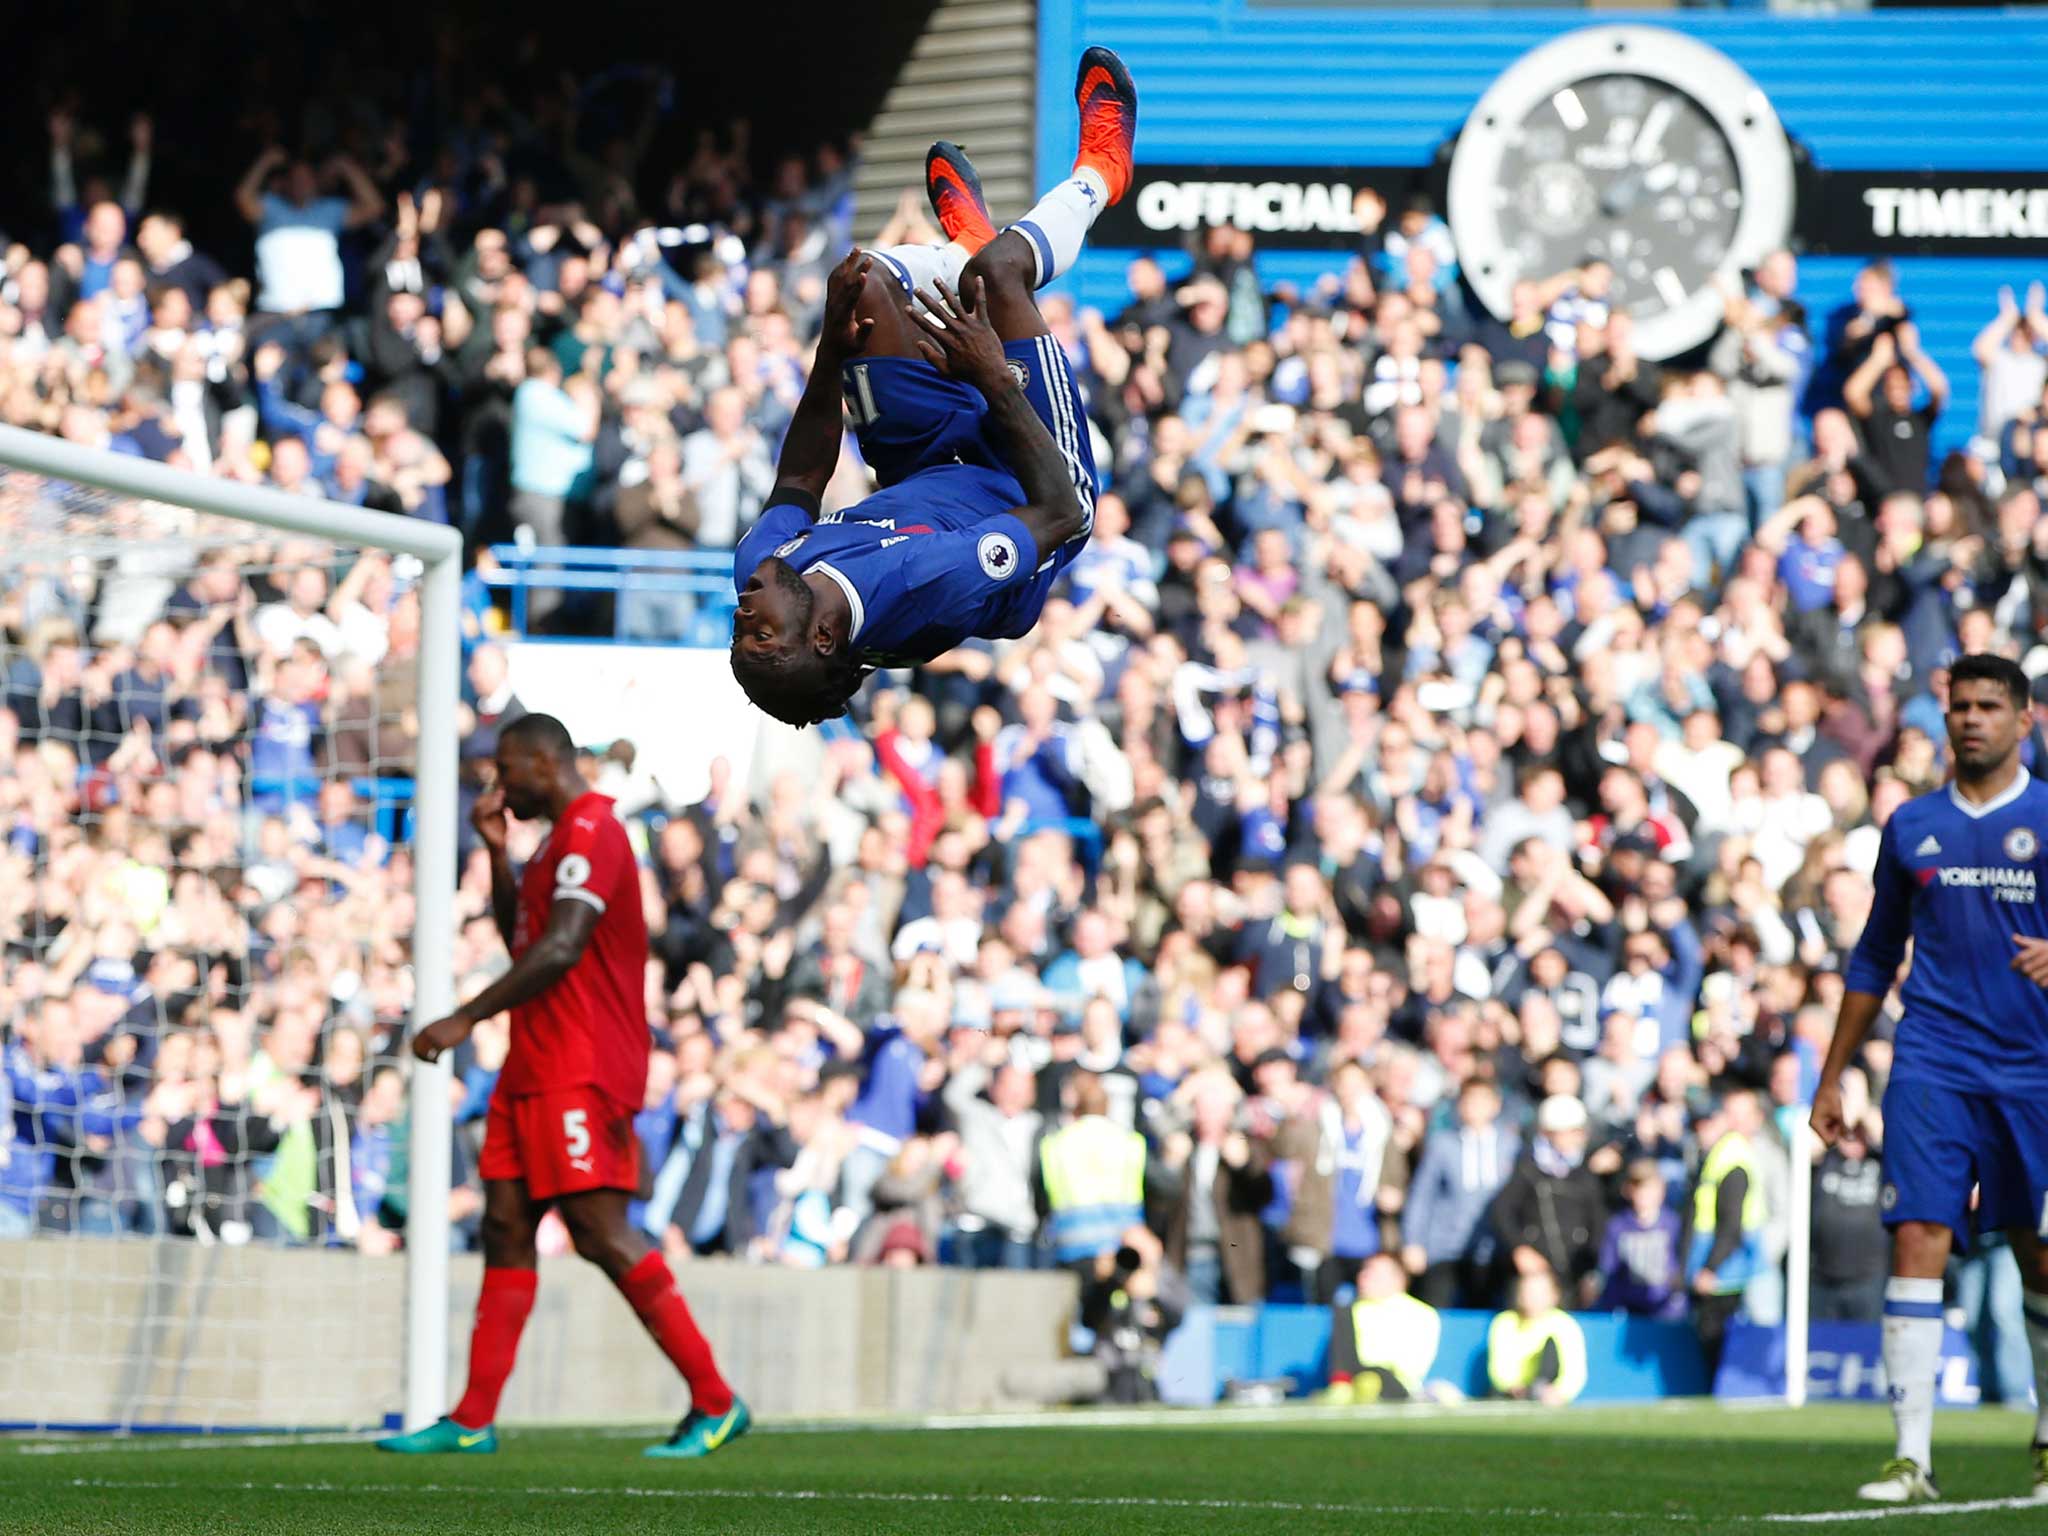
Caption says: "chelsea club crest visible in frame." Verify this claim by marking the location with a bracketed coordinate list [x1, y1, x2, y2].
[2006, 826, 2039, 862]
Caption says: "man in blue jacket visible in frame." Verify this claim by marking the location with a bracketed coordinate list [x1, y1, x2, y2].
[1400, 1078, 1519, 1307]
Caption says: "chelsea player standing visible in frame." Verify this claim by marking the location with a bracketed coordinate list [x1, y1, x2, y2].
[1814, 652, 2048, 1505]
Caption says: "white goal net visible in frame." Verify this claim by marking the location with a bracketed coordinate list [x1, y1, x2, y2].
[0, 429, 459, 1433]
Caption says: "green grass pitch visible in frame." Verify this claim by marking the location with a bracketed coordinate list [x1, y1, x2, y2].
[3, 1402, 2042, 1534]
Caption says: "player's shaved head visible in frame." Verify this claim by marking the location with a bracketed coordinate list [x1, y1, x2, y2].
[500, 712, 576, 763]
[495, 713, 579, 821]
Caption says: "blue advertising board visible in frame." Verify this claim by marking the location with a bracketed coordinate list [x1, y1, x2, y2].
[1157, 1309, 1985, 1406]
[1041, 2, 2048, 448]
[1716, 1320, 1983, 1405]
[1159, 1305, 1709, 1405]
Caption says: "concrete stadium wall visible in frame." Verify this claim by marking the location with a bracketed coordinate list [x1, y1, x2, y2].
[475, 1255, 1080, 1424]
[0, 1238, 404, 1431]
[0, 1240, 1078, 1430]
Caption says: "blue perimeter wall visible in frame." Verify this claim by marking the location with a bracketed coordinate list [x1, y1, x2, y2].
[1159, 1307, 1985, 1405]
[1160, 1305, 1710, 1404]
[1038, 2, 2048, 453]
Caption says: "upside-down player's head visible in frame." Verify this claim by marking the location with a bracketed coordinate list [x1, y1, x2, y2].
[1944, 651, 2029, 779]
[729, 557, 867, 727]
[495, 711, 577, 820]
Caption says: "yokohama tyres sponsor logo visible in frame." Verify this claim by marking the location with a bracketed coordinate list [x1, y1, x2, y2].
[1934, 865, 2037, 902]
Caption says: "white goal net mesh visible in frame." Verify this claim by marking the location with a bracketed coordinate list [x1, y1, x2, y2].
[0, 463, 430, 1432]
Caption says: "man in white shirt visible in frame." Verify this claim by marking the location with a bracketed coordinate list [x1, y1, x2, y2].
[1747, 746, 1835, 891]
[1656, 707, 1746, 837]
[890, 871, 985, 973]
[327, 553, 395, 670]
[255, 566, 345, 661]
[1972, 284, 2048, 438]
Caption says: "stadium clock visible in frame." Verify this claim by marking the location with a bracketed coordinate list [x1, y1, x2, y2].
[1445, 26, 1797, 360]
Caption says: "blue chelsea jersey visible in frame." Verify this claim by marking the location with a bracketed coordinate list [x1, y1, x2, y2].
[1844, 772, 2048, 1096]
[732, 465, 1064, 665]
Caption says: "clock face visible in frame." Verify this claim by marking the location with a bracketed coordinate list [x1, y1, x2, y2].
[1446, 27, 1796, 360]
[1498, 73, 1742, 324]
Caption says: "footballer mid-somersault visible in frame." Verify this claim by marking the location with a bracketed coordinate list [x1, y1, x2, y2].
[727, 46, 1138, 728]
[1812, 651, 2048, 1506]
[371, 46, 1142, 1466]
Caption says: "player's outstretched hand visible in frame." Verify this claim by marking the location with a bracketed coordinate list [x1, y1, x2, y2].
[2010, 933, 2048, 988]
[910, 277, 1011, 397]
[1809, 1077, 1846, 1148]
[471, 785, 508, 852]
[821, 249, 875, 358]
[412, 1011, 474, 1065]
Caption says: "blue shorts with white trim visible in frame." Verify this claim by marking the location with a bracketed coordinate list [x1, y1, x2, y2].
[1880, 1076, 2048, 1247]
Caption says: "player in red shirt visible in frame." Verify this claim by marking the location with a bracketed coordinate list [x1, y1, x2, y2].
[375, 713, 749, 1460]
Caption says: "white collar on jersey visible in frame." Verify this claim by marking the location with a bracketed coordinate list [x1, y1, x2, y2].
[809, 561, 866, 641]
[1947, 766, 2029, 819]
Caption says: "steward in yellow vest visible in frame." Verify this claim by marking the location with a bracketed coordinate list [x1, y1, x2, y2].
[1038, 1074, 1146, 1266]
[1487, 1268, 1588, 1404]
[1325, 1252, 1442, 1402]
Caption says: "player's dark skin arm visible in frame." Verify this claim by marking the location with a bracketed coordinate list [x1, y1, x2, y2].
[1806, 990, 1955, 1277]
[912, 277, 1087, 553]
[413, 899, 599, 1063]
[1809, 989, 1883, 1147]
[1817, 971, 1954, 1284]
[487, 845, 518, 949]
[767, 248, 876, 511]
[474, 785, 519, 947]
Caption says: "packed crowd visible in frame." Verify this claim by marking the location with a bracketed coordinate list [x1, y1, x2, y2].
[5, 68, 2048, 1404]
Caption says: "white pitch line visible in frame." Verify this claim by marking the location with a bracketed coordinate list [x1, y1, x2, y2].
[8, 1406, 1531, 1455]
[3, 1396, 1804, 1453]
[864, 1401, 1544, 1432]
[13, 1432, 379, 1457]
[582, 1400, 1546, 1438]
[1763, 1497, 2046, 1524]
[55, 1477, 1665, 1522]
[54, 1474, 2046, 1525]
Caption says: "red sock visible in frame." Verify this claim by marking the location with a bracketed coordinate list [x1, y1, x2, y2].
[620, 1251, 734, 1415]
[450, 1267, 538, 1429]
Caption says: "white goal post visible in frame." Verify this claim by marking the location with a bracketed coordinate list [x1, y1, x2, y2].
[0, 423, 458, 1432]
[1784, 1117, 1813, 1409]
